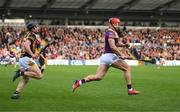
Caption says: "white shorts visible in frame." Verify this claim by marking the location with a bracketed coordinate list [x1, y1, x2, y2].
[100, 53, 120, 65]
[19, 57, 37, 70]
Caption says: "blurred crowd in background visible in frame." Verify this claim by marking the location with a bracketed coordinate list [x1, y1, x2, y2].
[0, 26, 180, 62]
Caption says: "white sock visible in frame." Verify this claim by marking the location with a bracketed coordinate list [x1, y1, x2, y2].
[79, 80, 82, 85]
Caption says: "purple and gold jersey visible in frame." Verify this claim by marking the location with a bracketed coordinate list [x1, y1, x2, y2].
[105, 28, 119, 53]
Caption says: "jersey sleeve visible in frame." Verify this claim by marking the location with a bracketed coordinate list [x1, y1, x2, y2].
[106, 31, 116, 39]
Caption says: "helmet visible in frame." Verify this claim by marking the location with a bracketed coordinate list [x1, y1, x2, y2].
[109, 18, 120, 24]
[109, 18, 122, 37]
[26, 23, 37, 31]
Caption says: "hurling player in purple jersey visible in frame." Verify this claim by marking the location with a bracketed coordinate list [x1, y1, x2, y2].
[72, 18, 140, 95]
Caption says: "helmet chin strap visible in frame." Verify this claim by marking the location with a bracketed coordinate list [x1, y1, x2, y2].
[110, 23, 124, 38]
[110, 23, 119, 35]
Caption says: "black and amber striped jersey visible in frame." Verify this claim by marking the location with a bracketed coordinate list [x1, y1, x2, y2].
[22, 32, 49, 58]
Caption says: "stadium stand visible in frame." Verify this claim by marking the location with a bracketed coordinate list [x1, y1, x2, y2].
[0, 0, 180, 64]
[0, 26, 179, 61]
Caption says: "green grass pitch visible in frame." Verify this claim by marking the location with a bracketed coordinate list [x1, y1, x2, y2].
[0, 65, 180, 111]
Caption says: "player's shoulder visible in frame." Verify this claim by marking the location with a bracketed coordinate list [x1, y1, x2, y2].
[105, 28, 117, 38]
[26, 32, 36, 41]
[106, 28, 115, 33]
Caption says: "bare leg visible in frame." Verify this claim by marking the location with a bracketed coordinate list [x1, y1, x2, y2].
[16, 76, 29, 93]
[11, 75, 29, 99]
[72, 64, 109, 92]
[112, 59, 140, 95]
[23, 65, 43, 79]
[112, 60, 131, 85]
[14, 65, 42, 94]
[11, 65, 43, 99]
[84, 64, 109, 82]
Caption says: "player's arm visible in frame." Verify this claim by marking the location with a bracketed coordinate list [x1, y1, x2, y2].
[116, 38, 130, 47]
[108, 38, 126, 58]
[23, 39, 37, 59]
[116, 43, 129, 47]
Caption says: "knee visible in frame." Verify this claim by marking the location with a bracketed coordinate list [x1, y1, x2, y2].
[123, 65, 131, 72]
[36, 72, 43, 79]
[36, 75, 43, 79]
[127, 66, 131, 71]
